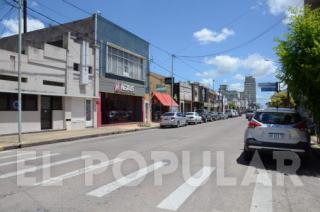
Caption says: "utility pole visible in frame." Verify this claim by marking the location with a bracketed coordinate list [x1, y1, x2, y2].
[18, 0, 23, 146]
[23, 0, 27, 33]
[171, 54, 175, 112]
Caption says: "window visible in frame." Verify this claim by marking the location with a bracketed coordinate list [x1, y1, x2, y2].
[0, 74, 27, 82]
[254, 112, 302, 125]
[88, 66, 92, 74]
[0, 93, 37, 111]
[106, 46, 144, 81]
[73, 63, 79, 71]
[43, 80, 64, 87]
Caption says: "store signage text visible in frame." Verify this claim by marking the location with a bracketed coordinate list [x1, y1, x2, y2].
[114, 81, 135, 94]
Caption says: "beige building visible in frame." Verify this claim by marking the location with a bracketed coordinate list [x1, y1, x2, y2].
[0, 32, 99, 135]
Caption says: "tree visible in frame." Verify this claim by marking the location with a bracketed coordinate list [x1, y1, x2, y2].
[270, 91, 295, 108]
[228, 102, 236, 109]
[275, 6, 320, 140]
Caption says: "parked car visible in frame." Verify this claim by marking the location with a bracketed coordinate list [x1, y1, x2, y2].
[246, 110, 255, 120]
[185, 112, 202, 124]
[160, 112, 187, 128]
[218, 112, 227, 119]
[243, 108, 310, 161]
[209, 112, 220, 121]
[195, 109, 210, 123]
[225, 109, 237, 118]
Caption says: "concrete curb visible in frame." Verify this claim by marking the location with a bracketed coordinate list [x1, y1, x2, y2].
[0, 126, 159, 152]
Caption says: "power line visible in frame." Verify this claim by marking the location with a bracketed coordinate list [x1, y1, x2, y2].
[60, 0, 92, 16]
[34, 0, 72, 21]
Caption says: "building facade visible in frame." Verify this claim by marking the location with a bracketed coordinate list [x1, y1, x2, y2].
[0, 33, 99, 135]
[0, 14, 150, 127]
[244, 76, 256, 108]
[174, 82, 192, 113]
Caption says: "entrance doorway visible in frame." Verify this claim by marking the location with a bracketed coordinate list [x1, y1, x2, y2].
[41, 96, 52, 130]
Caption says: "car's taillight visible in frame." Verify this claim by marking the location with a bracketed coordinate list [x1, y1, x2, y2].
[294, 122, 307, 131]
[248, 120, 261, 128]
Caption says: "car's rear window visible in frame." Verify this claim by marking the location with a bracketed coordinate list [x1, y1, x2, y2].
[162, 112, 175, 116]
[254, 112, 302, 125]
[186, 112, 194, 115]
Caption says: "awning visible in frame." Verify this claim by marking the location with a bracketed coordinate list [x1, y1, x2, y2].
[152, 92, 178, 107]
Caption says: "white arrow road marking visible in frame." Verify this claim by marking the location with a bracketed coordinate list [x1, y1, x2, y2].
[157, 166, 215, 211]
[34, 158, 125, 186]
[0, 153, 60, 167]
[87, 161, 167, 198]
[250, 169, 273, 212]
[0, 155, 90, 179]
[0, 152, 34, 160]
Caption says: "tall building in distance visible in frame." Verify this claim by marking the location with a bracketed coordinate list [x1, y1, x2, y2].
[244, 76, 256, 107]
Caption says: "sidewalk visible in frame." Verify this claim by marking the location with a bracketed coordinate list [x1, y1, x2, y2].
[0, 122, 159, 152]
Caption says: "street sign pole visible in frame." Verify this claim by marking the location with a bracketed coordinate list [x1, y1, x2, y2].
[18, 0, 23, 146]
[171, 54, 175, 112]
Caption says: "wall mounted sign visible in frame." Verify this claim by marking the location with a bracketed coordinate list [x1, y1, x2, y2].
[114, 81, 135, 94]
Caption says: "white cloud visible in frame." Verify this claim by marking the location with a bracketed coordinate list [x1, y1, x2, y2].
[229, 83, 244, 92]
[234, 74, 245, 81]
[193, 28, 235, 44]
[1, 18, 45, 37]
[266, 0, 303, 24]
[196, 53, 277, 80]
[200, 78, 214, 89]
[242, 54, 277, 77]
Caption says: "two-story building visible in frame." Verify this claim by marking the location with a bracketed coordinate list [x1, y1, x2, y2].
[0, 32, 99, 135]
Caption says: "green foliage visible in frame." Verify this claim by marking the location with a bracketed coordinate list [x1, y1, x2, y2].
[228, 102, 236, 109]
[270, 91, 295, 108]
[275, 6, 320, 127]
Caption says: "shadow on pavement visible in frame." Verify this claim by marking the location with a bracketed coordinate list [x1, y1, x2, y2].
[236, 150, 320, 178]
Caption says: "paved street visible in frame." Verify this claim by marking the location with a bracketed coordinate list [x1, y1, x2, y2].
[0, 117, 320, 212]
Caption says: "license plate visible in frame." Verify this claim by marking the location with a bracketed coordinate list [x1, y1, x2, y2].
[269, 133, 284, 139]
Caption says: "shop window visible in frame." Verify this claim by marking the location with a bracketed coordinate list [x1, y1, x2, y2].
[0, 93, 37, 111]
[88, 66, 92, 74]
[52, 96, 62, 110]
[0, 74, 27, 82]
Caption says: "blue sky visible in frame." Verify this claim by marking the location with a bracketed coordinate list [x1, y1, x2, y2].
[0, 0, 303, 106]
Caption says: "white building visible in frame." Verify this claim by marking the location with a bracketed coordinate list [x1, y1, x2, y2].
[0, 32, 99, 135]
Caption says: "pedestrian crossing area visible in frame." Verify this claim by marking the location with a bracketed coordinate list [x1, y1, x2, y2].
[0, 150, 275, 211]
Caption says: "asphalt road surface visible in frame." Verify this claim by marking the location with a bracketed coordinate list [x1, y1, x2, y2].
[0, 117, 320, 212]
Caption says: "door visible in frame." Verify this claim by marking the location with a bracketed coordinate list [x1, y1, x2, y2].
[41, 96, 52, 130]
[86, 100, 93, 127]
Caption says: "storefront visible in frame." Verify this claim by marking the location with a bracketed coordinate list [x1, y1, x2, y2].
[100, 78, 145, 124]
[151, 92, 178, 121]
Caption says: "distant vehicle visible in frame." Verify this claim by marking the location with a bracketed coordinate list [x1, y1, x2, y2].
[218, 112, 228, 119]
[160, 112, 187, 128]
[246, 110, 255, 120]
[185, 112, 202, 124]
[226, 109, 237, 118]
[209, 112, 220, 121]
[195, 109, 210, 123]
[243, 108, 310, 161]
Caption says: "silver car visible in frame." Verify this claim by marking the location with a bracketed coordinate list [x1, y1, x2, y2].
[160, 112, 187, 128]
[243, 108, 310, 161]
[185, 112, 202, 124]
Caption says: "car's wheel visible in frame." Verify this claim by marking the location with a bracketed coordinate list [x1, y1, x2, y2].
[176, 121, 180, 128]
[243, 150, 253, 162]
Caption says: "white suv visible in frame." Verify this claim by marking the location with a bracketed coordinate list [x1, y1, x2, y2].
[243, 108, 310, 161]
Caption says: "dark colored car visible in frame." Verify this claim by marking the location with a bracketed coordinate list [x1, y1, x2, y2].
[195, 109, 210, 123]
[209, 112, 220, 121]
[246, 110, 255, 120]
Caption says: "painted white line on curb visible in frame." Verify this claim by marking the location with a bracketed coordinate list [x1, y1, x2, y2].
[0, 152, 34, 160]
[250, 169, 273, 212]
[0, 155, 90, 179]
[34, 158, 124, 186]
[0, 153, 60, 167]
[157, 166, 215, 211]
[87, 161, 166, 198]
[0, 149, 17, 155]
